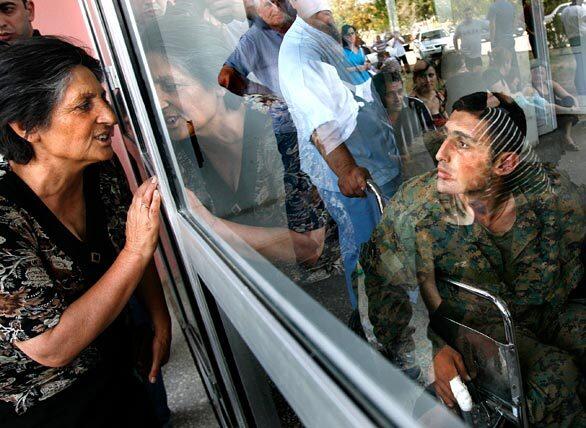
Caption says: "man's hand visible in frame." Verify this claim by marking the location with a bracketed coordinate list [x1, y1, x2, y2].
[338, 165, 370, 197]
[432, 345, 471, 408]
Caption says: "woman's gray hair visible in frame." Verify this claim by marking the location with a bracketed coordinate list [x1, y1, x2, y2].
[0, 37, 102, 164]
[141, 14, 242, 110]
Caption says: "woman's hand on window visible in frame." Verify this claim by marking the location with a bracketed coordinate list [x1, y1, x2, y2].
[123, 177, 161, 266]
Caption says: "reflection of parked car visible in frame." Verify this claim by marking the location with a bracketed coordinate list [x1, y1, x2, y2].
[413, 29, 454, 59]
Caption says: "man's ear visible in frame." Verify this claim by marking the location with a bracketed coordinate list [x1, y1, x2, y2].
[26, 1, 35, 22]
[8, 122, 40, 143]
[493, 152, 520, 176]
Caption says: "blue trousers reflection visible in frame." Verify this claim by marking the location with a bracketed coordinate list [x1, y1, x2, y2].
[318, 176, 401, 308]
[275, 132, 327, 232]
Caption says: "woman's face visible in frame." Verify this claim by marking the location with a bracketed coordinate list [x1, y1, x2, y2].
[148, 53, 221, 141]
[22, 66, 117, 166]
[415, 65, 437, 91]
[343, 27, 357, 46]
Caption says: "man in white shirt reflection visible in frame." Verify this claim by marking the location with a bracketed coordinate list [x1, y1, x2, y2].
[561, 0, 586, 96]
[278, 0, 401, 308]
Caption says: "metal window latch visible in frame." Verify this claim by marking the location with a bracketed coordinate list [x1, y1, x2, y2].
[104, 65, 121, 91]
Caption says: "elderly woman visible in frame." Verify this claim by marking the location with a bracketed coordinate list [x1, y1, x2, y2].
[0, 37, 170, 426]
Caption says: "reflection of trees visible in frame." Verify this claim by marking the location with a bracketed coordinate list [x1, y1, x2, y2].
[331, 0, 390, 32]
[331, 0, 435, 33]
[395, 0, 436, 32]
[546, 11, 569, 49]
[330, 0, 571, 47]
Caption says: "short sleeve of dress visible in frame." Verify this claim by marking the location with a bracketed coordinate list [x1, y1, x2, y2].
[0, 205, 65, 345]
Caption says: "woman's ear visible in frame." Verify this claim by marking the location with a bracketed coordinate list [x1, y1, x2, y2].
[493, 152, 520, 176]
[8, 122, 40, 143]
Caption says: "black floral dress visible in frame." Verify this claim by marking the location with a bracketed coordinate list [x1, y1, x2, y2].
[0, 158, 140, 418]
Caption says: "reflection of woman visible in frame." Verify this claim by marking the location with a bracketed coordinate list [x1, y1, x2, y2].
[341, 24, 371, 86]
[0, 38, 169, 426]
[531, 64, 580, 150]
[143, 18, 324, 266]
[411, 60, 448, 128]
[491, 47, 520, 92]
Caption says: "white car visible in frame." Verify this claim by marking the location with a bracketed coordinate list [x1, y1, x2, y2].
[413, 29, 454, 59]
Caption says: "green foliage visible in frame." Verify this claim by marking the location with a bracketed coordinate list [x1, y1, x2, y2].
[332, 0, 389, 32]
[331, 0, 436, 33]
[395, 0, 435, 31]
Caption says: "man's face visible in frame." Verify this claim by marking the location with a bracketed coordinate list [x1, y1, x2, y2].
[0, 1, 34, 42]
[256, 0, 288, 27]
[435, 110, 494, 195]
[309, 10, 340, 41]
[385, 80, 404, 112]
[131, 0, 171, 21]
[464, 9, 472, 21]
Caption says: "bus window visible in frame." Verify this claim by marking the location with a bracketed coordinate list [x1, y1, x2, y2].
[120, 0, 584, 426]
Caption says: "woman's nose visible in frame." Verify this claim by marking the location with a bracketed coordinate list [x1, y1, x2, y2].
[98, 99, 118, 125]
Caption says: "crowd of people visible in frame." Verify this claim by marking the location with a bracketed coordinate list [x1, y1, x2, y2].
[0, 0, 584, 426]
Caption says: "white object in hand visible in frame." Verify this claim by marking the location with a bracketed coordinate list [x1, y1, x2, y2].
[449, 375, 473, 412]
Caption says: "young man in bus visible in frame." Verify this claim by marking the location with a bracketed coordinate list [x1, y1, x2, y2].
[356, 93, 585, 425]
[0, 0, 36, 43]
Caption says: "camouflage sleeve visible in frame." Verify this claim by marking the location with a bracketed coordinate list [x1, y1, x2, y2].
[554, 176, 585, 306]
[512, 171, 584, 311]
[0, 206, 65, 345]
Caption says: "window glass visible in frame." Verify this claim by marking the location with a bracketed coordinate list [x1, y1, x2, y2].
[126, 0, 585, 425]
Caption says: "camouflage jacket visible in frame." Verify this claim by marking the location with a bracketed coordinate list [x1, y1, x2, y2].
[355, 167, 584, 358]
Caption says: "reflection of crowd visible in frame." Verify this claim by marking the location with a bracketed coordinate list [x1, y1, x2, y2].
[130, 0, 584, 425]
[0, 0, 582, 425]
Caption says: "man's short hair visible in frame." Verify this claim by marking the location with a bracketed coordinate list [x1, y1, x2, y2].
[452, 92, 526, 156]
[452, 92, 550, 194]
